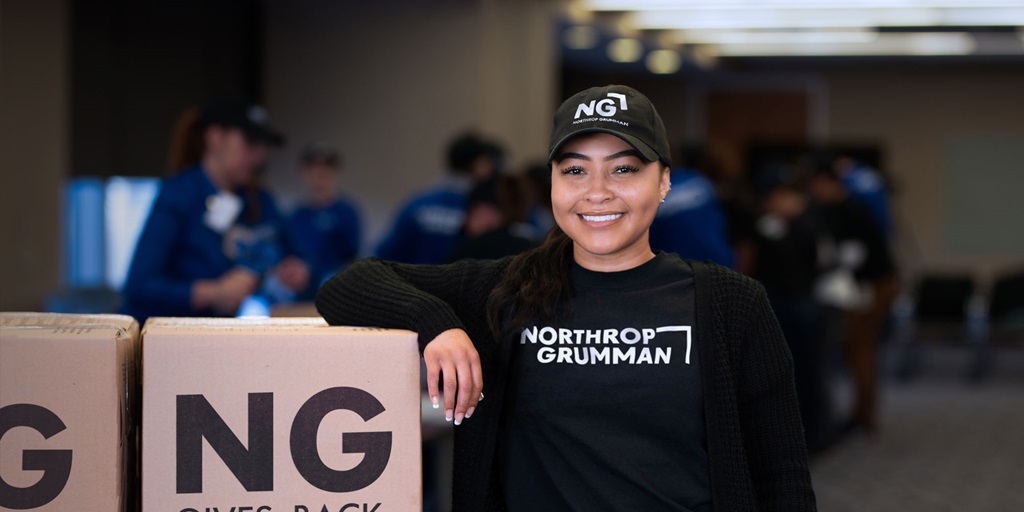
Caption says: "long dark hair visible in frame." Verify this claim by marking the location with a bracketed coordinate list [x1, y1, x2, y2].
[167, 107, 205, 173]
[487, 223, 574, 341]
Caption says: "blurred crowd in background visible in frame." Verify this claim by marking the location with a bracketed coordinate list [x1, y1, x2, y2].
[54, 89, 1023, 472]
[111, 96, 924, 463]
[3, 2, 1023, 510]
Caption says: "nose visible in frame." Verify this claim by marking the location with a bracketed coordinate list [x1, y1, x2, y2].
[585, 173, 613, 204]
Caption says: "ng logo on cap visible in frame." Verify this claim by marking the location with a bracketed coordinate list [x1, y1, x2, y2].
[574, 92, 628, 119]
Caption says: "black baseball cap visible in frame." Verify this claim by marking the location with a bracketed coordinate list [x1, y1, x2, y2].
[548, 85, 671, 168]
[300, 143, 341, 167]
[199, 98, 284, 146]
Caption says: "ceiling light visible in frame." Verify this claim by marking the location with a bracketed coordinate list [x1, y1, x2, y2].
[713, 32, 976, 56]
[607, 38, 644, 62]
[905, 32, 977, 54]
[668, 29, 878, 45]
[564, 26, 600, 50]
[943, 7, 1024, 25]
[583, 1, 1024, 10]
[615, 6, 1024, 30]
[646, 49, 683, 73]
[631, 9, 939, 30]
[691, 45, 720, 68]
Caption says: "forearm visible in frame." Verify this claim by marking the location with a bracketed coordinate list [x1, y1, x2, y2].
[316, 257, 509, 351]
[315, 258, 465, 350]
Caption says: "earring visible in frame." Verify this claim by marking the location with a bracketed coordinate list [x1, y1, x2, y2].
[660, 197, 666, 204]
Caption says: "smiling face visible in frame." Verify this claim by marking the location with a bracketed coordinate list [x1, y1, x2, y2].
[551, 132, 670, 272]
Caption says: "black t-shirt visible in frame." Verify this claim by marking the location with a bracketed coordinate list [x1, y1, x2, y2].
[817, 198, 896, 282]
[753, 210, 823, 297]
[498, 253, 711, 512]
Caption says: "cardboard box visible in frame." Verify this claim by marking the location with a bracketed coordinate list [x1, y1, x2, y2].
[141, 318, 421, 512]
[0, 312, 139, 511]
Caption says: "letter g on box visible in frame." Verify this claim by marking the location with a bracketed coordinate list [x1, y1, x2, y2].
[0, 404, 73, 509]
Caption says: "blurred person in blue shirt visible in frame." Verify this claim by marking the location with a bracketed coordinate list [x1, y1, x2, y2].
[447, 174, 538, 262]
[522, 162, 555, 240]
[834, 154, 893, 237]
[286, 144, 362, 295]
[817, 157, 898, 436]
[121, 99, 309, 322]
[649, 143, 735, 267]
[376, 133, 503, 264]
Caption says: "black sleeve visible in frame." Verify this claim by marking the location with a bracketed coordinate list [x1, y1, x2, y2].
[737, 283, 818, 511]
[315, 257, 509, 352]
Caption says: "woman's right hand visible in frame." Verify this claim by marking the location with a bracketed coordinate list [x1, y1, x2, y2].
[423, 328, 483, 426]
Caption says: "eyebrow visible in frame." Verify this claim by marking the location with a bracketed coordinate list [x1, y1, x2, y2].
[554, 149, 641, 163]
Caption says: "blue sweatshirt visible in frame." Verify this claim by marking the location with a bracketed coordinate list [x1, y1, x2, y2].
[121, 165, 294, 322]
[287, 198, 361, 289]
[375, 175, 472, 264]
[842, 164, 893, 237]
[649, 168, 735, 268]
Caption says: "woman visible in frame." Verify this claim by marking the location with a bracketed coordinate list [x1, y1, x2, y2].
[316, 85, 816, 511]
[122, 99, 309, 322]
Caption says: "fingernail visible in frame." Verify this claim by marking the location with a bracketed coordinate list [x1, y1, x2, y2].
[445, 409, 453, 421]
[454, 412, 464, 425]
[466, 407, 476, 419]
[431, 396, 439, 409]
[479, 392, 485, 401]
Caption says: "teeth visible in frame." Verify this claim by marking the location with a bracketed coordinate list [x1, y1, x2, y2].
[581, 213, 622, 222]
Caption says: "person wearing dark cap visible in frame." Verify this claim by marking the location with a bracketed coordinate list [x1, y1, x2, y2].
[447, 174, 538, 262]
[810, 162, 897, 437]
[316, 85, 816, 511]
[286, 143, 362, 295]
[122, 99, 309, 322]
[375, 133, 504, 264]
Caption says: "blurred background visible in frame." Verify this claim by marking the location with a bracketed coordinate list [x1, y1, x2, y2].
[1, 0, 1023, 510]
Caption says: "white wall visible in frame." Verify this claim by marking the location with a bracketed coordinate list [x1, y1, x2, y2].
[824, 65, 1024, 283]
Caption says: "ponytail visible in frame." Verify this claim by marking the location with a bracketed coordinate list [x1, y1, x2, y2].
[167, 107, 204, 173]
[487, 224, 574, 341]
[243, 172, 263, 224]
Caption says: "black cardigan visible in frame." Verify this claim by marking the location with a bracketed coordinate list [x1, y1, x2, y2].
[315, 257, 817, 511]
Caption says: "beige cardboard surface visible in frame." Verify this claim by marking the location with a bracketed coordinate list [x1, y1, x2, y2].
[144, 316, 327, 328]
[142, 318, 421, 512]
[0, 313, 137, 511]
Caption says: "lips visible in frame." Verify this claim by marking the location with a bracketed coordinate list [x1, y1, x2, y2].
[580, 213, 623, 222]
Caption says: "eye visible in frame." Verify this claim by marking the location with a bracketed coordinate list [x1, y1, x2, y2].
[613, 165, 640, 174]
[560, 166, 585, 175]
